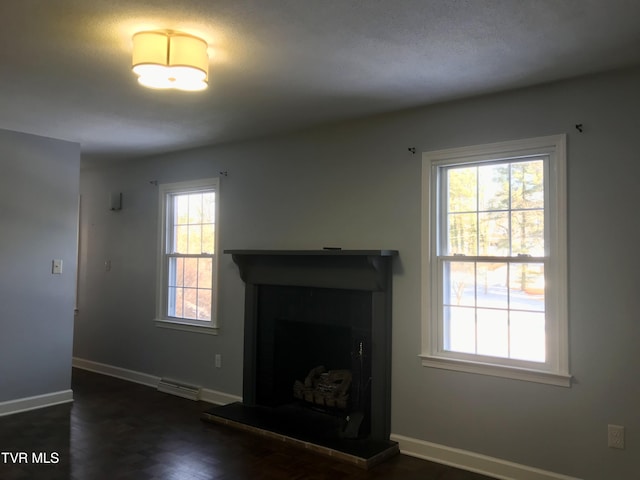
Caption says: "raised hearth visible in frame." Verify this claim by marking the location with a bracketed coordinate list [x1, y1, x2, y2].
[203, 249, 398, 467]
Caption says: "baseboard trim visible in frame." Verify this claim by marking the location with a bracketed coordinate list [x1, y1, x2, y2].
[200, 387, 243, 405]
[0, 390, 73, 417]
[390, 434, 580, 480]
[72, 357, 159, 388]
[72, 357, 241, 405]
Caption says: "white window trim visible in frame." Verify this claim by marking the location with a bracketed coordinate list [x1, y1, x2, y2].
[420, 135, 570, 387]
[154, 178, 220, 335]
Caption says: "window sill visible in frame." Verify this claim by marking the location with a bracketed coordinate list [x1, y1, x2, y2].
[419, 354, 572, 387]
[154, 319, 219, 335]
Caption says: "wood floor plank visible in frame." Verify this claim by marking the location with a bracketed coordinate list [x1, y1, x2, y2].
[0, 369, 496, 479]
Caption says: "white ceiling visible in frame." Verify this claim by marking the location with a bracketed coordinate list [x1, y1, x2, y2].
[2, 0, 640, 162]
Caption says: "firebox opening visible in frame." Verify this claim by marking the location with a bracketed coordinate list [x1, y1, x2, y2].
[269, 319, 351, 406]
[254, 286, 373, 439]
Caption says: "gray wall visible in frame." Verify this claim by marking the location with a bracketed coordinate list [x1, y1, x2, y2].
[75, 66, 640, 479]
[0, 129, 80, 402]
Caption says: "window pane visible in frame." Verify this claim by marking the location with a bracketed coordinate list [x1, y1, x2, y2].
[511, 210, 544, 256]
[509, 263, 545, 312]
[183, 288, 198, 319]
[476, 263, 508, 309]
[187, 225, 202, 254]
[445, 261, 475, 306]
[202, 224, 215, 254]
[444, 306, 475, 354]
[478, 163, 509, 211]
[447, 212, 477, 255]
[188, 193, 203, 224]
[448, 166, 477, 212]
[510, 311, 545, 362]
[511, 160, 544, 210]
[174, 225, 188, 253]
[197, 289, 212, 320]
[202, 192, 215, 223]
[168, 286, 184, 318]
[197, 258, 212, 289]
[477, 309, 508, 358]
[174, 195, 189, 224]
[168, 257, 184, 287]
[183, 258, 198, 287]
[478, 211, 509, 256]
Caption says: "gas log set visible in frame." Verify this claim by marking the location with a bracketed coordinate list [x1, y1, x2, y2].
[293, 366, 352, 410]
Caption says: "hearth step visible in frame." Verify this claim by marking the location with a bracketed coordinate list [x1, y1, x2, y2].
[201, 402, 399, 469]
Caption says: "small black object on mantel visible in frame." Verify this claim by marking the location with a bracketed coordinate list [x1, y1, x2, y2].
[109, 192, 122, 211]
[323, 247, 342, 251]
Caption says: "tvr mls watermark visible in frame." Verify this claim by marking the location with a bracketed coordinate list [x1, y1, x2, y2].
[1, 452, 60, 464]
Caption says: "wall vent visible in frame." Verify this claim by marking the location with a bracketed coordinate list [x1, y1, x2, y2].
[157, 378, 201, 401]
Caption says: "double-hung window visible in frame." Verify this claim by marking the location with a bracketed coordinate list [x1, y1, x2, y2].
[421, 135, 569, 386]
[155, 178, 219, 334]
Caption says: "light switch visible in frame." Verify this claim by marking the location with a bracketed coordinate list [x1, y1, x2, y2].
[52, 259, 63, 275]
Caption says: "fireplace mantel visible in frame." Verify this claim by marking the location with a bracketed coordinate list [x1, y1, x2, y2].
[205, 248, 399, 466]
[225, 249, 398, 291]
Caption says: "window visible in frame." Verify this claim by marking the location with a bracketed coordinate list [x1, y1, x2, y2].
[155, 178, 219, 334]
[421, 135, 569, 386]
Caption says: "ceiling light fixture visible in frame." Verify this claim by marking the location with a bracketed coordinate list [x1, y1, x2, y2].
[132, 31, 208, 92]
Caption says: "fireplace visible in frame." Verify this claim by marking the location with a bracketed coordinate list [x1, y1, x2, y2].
[202, 250, 398, 467]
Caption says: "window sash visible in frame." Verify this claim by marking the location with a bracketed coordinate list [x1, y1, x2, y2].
[436, 257, 547, 368]
[165, 253, 215, 321]
[166, 189, 216, 256]
[437, 157, 550, 258]
[434, 157, 552, 368]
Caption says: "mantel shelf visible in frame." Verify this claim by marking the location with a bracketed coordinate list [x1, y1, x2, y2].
[224, 249, 398, 257]
[225, 249, 398, 291]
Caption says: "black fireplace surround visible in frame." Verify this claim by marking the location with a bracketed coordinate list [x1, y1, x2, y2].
[203, 249, 398, 464]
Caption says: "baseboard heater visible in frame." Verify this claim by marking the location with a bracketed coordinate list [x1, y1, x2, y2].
[157, 378, 201, 401]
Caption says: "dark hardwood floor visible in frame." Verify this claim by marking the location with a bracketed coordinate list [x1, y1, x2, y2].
[0, 368, 496, 479]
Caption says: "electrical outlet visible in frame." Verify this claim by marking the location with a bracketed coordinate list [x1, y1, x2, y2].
[608, 424, 625, 449]
[215, 354, 222, 368]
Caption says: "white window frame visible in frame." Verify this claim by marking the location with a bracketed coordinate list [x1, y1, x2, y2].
[421, 135, 570, 386]
[154, 178, 220, 335]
